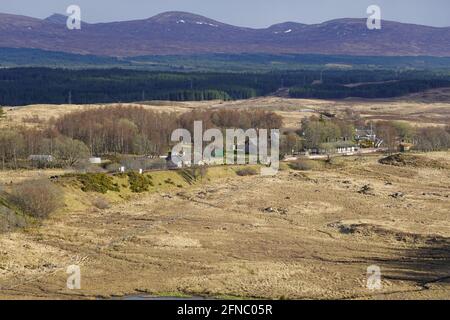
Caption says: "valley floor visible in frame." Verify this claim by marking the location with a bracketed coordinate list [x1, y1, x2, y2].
[0, 153, 449, 299]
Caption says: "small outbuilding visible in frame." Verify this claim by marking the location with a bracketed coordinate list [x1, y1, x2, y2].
[89, 157, 102, 164]
[28, 155, 54, 162]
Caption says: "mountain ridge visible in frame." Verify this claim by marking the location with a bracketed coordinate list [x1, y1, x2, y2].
[0, 11, 449, 57]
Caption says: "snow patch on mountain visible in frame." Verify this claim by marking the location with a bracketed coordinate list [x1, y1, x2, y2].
[196, 21, 218, 27]
[274, 29, 293, 34]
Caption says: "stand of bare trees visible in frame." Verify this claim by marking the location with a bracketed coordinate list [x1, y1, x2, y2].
[0, 106, 283, 169]
[178, 109, 282, 132]
[55, 106, 178, 156]
[375, 122, 450, 153]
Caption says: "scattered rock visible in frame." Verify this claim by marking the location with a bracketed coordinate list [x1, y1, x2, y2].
[262, 207, 288, 215]
[329, 220, 449, 245]
[390, 192, 404, 199]
[196, 191, 208, 199]
[42, 263, 57, 269]
[422, 192, 448, 198]
[358, 184, 375, 196]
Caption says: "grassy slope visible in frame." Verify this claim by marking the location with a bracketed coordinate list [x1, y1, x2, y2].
[58, 166, 258, 213]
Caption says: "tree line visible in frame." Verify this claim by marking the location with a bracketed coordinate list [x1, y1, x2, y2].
[289, 79, 450, 99]
[1, 68, 450, 106]
[0, 106, 283, 169]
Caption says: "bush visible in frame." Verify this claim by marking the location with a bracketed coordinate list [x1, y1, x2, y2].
[164, 178, 175, 185]
[92, 197, 110, 210]
[76, 173, 120, 193]
[8, 179, 64, 218]
[104, 162, 121, 172]
[289, 160, 315, 171]
[236, 167, 258, 176]
[190, 166, 208, 180]
[179, 166, 208, 184]
[0, 203, 28, 232]
[127, 172, 153, 193]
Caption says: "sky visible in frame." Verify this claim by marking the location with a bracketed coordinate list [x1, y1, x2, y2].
[0, 0, 449, 28]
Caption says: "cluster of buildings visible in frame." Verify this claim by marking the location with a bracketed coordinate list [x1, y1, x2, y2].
[301, 126, 384, 157]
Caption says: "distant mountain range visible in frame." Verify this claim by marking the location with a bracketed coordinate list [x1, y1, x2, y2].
[1, 11, 450, 57]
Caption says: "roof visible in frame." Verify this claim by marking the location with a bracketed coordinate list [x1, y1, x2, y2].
[28, 155, 54, 161]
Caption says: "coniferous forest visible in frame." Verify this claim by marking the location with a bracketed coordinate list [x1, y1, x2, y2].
[0, 67, 449, 106]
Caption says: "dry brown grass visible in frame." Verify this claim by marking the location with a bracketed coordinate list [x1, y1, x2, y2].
[0, 95, 448, 299]
[1, 102, 200, 129]
[0, 152, 448, 299]
[2, 92, 449, 131]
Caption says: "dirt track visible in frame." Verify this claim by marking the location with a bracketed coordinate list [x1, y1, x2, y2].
[0, 153, 449, 300]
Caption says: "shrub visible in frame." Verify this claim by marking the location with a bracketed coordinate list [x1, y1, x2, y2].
[236, 167, 258, 176]
[105, 162, 122, 172]
[127, 172, 153, 193]
[179, 166, 208, 184]
[0, 203, 28, 232]
[289, 160, 315, 171]
[8, 179, 64, 218]
[92, 197, 110, 210]
[164, 178, 175, 185]
[76, 173, 120, 193]
[191, 166, 208, 180]
[22, 115, 44, 124]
